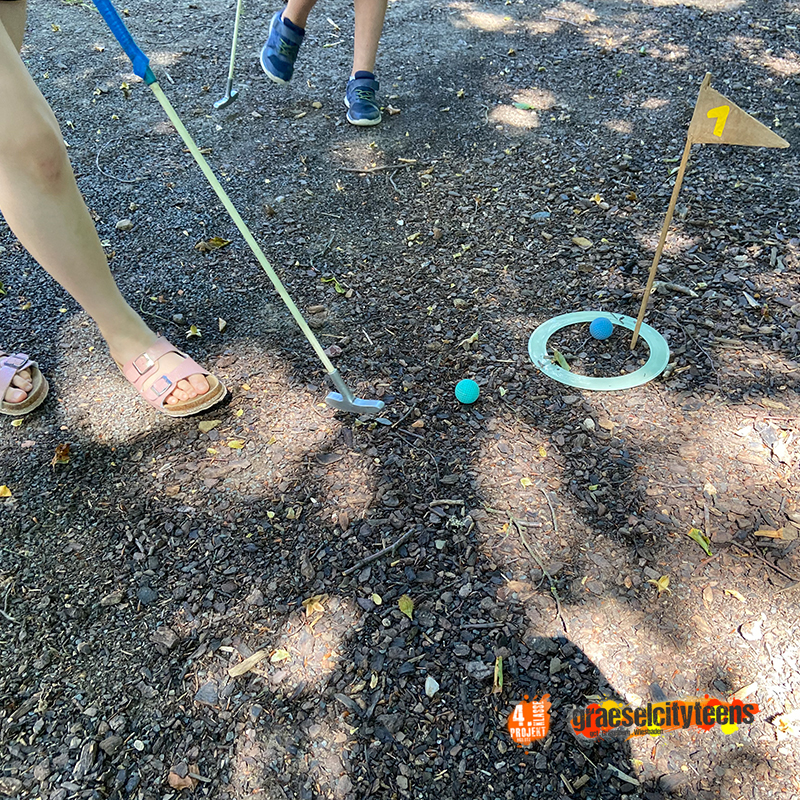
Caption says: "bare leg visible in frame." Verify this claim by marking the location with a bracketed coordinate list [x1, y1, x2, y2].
[0, 2, 212, 408]
[352, 0, 388, 75]
[282, 0, 318, 29]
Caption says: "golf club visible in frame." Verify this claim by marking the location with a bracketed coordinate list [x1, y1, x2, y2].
[214, 0, 243, 109]
[94, 0, 385, 417]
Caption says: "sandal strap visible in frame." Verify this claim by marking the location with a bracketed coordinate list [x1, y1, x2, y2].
[121, 337, 210, 409]
[0, 352, 35, 397]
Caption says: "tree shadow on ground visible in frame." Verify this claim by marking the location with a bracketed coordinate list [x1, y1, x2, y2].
[2, 0, 799, 797]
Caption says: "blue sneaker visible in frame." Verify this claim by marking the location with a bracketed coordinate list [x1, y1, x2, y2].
[260, 10, 304, 85]
[344, 76, 382, 126]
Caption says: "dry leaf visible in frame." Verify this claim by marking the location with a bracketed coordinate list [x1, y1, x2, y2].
[772, 709, 800, 737]
[398, 594, 414, 620]
[51, 443, 71, 467]
[195, 236, 231, 252]
[0, 485, 12, 498]
[302, 594, 327, 617]
[218, 317, 227, 333]
[228, 649, 268, 677]
[728, 682, 758, 702]
[198, 420, 221, 433]
[703, 586, 714, 608]
[167, 771, 198, 791]
[186, 324, 202, 339]
[761, 398, 789, 411]
[724, 588, 747, 603]
[754, 527, 784, 539]
[520, 477, 532, 487]
[371, 593, 383, 605]
[227, 440, 245, 449]
[11, 419, 23, 428]
[647, 575, 671, 596]
[572, 236, 593, 249]
[269, 648, 291, 663]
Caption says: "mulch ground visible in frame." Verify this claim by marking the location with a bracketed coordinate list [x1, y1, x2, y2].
[2, 0, 800, 798]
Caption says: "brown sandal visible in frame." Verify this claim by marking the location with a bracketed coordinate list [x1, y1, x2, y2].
[0, 352, 49, 416]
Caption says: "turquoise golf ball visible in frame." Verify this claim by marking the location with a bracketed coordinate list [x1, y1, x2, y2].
[455, 379, 480, 404]
[589, 317, 614, 340]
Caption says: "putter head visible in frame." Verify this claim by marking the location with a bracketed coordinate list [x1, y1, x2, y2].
[325, 392, 385, 416]
[324, 369, 384, 416]
[214, 88, 239, 109]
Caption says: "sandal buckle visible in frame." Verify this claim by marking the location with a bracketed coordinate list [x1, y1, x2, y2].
[2, 353, 29, 370]
[132, 353, 156, 375]
[150, 375, 173, 397]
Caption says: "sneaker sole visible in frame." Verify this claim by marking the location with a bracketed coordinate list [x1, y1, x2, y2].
[346, 113, 382, 126]
[344, 96, 382, 126]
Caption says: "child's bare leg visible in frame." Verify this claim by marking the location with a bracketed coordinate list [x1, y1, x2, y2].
[351, 0, 388, 76]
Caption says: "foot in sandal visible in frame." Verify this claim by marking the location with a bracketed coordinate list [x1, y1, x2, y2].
[0, 352, 49, 416]
[113, 335, 227, 417]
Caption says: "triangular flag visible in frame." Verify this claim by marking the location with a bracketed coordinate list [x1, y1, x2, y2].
[688, 73, 788, 148]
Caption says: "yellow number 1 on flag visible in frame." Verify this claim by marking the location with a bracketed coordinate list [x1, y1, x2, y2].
[706, 105, 730, 137]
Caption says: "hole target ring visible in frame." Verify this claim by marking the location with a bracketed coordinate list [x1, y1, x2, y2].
[528, 311, 670, 391]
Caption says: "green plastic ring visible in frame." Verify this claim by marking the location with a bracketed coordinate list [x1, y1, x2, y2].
[528, 311, 670, 391]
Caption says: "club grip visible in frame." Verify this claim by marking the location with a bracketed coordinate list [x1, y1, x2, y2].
[94, 0, 155, 83]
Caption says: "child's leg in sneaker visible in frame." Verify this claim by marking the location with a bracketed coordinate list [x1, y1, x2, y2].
[351, 0, 388, 76]
[260, 1, 316, 84]
[282, 0, 318, 29]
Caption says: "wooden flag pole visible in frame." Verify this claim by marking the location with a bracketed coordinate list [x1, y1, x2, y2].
[630, 135, 694, 350]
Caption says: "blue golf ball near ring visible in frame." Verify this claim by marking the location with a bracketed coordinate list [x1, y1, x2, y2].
[455, 379, 480, 404]
[589, 317, 614, 340]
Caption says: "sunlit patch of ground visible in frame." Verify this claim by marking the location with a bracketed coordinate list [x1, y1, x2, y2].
[603, 118, 634, 135]
[489, 104, 541, 130]
[228, 598, 362, 797]
[643, 0, 744, 9]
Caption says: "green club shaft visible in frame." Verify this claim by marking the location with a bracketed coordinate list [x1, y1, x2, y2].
[148, 81, 337, 376]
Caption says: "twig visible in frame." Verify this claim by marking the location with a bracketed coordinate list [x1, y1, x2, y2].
[388, 170, 402, 195]
[730, 542, 799, 583]
[653, 310, 718, 379]
[96, 138, 144, 184]
[343, 530, 414, 576]
[540, 489, 559, 538]
[543, 13, 581, 26]
[137, 295, 179, 327]
[310, 234, 335, 269]
[460, 621, 504, 629]
[0, 609, 17, 624]
[339, 163, 413, 174]
[389, 405, 417, 429]
[508, 493, 568, 636]
[429, 499, 465, 507]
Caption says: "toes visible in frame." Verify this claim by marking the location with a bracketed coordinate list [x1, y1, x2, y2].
[11, 371, 32, 393]
[3, 386, 28, 405]
[187, 373, 210, 396]
[164, 374, 209, 406]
